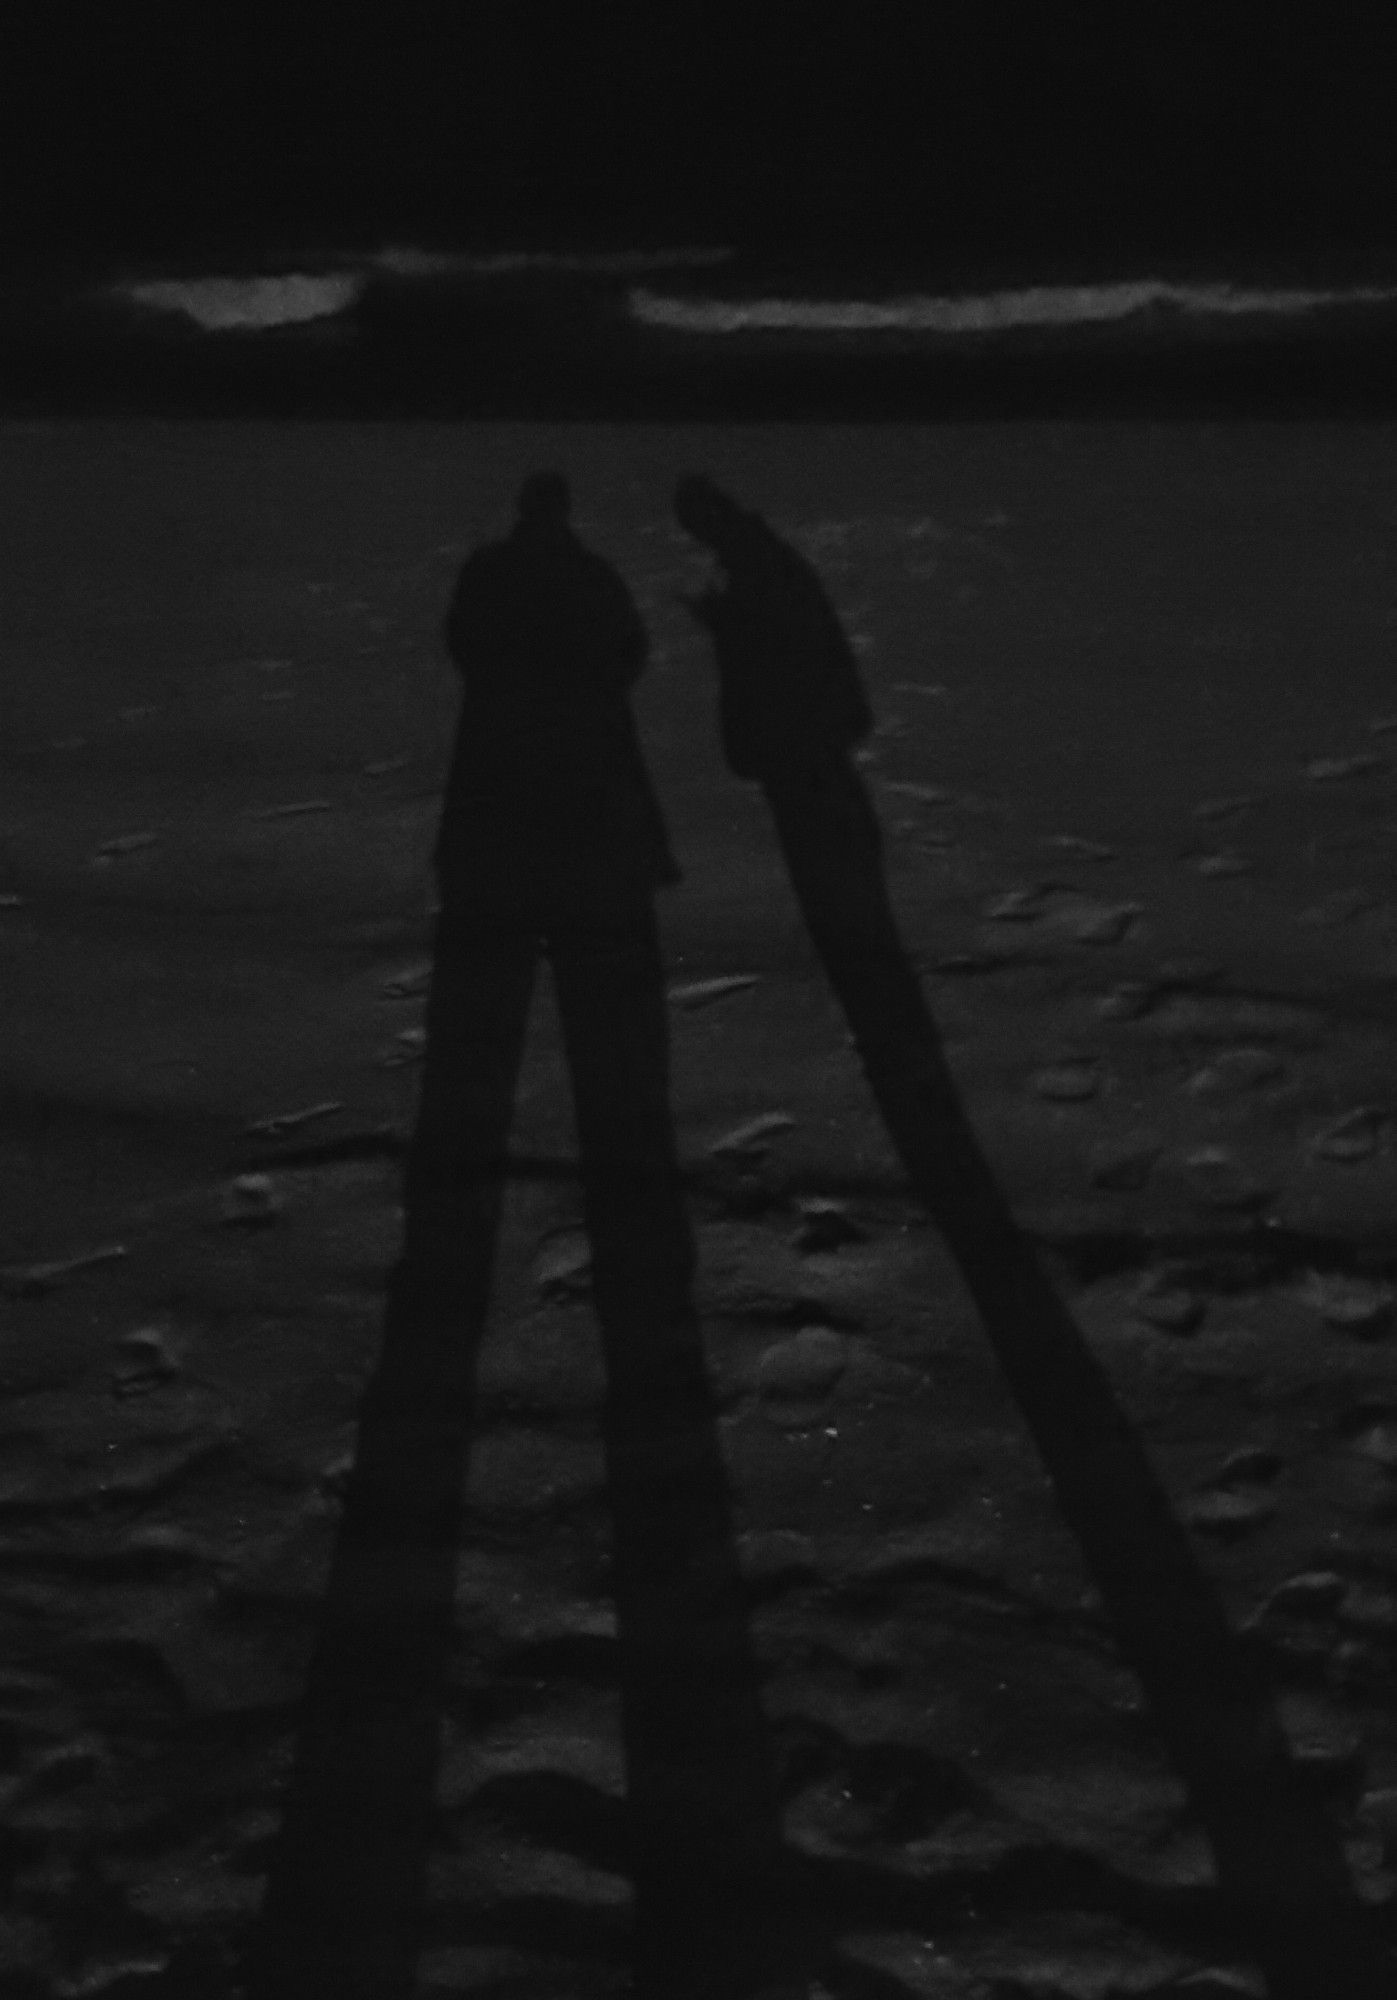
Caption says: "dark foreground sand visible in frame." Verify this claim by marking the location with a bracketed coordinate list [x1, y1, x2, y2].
[1, 422, 1397, 1995]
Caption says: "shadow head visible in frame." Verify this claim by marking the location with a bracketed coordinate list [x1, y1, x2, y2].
[674, 473, 743, 550]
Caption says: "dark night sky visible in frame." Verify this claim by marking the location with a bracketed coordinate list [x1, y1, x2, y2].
[3, 6, 1394, 276]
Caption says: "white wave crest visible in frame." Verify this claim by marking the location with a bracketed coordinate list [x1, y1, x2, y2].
[123, 271, 366, 331]
[628, 278, 1397, 336]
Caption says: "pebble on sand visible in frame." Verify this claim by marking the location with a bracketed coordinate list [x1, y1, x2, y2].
[1302, 1272, 1394, 1337]
[217, 1174, 284, 1227]
[1309, 1108, 1385, 1162]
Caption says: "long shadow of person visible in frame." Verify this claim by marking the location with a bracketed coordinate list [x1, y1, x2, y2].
[244, 475, 796, 2000]
[673, 472, 1396, 2000]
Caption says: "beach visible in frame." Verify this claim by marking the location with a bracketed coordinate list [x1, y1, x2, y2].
[2, 420, 1396, 1995]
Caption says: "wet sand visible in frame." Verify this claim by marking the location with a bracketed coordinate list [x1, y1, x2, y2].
[1, 422, 1396, 1995]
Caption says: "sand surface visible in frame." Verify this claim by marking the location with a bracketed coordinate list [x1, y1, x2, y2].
[2, 422, 1397, 1995]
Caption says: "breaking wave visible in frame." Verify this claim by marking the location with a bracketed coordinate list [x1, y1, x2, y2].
[115, 245, 735, 332]
[628, 277, 1397, 337]
[123, 271, 367, 332]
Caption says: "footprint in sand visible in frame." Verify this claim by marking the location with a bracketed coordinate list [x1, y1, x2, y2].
[1194, 794, 1257, 822]
[1185, 1047, 1285, 1098]
[984, 887, 1050, 922]
[379, 960, 433, 999]
[1156, 956, 1225, 989]
[756, 1326, 849, 1428]
[1129, 1272, 1205, 1334]
[1088, 1134, 1162, 1189]
[1194, 849, 1254, 879]
[1297, 887, 1382, 926]
[1, 1243, 128, 1297]
[707, 1112, 797, 1161]
[1184, 1485, 1278, 1538]
[91, 830, 160, 863]
[983, 887, 1142, 945]
[1043, 834, 1117, 862]
[1301, 1272, 1394, 1338]
[1063, 901, 1143, 945]
[1096, 981, 1157, 1022]
[1030, 1061, 1101, 1102]
[216, 1173, 285, 1228]
[533, 1229, 594, 1301]
[1305, 753, 1388, 782]
[379, 1026, 427, 1067]
[1349, 1416, 1397, 1471]
[1309, 1108, 1386, 1162]
[1179, 1146, 1277, 1213]
[791, 1199, 866, 1253]
[1185, 1449, 1282, 1538]
[1337, 1579, 1397, 1638]
[111, 1326, 183, 1399]
[667, 974, 760, 1009]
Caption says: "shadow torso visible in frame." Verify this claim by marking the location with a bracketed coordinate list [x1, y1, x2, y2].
[435, 524, 680, 911]
[695, 512, 873, 779]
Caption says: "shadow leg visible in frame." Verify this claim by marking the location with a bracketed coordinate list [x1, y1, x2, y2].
[760, 756, 1396, 2000]
[551, 907, 803, 1996]
[244, 906, 538, 2000]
